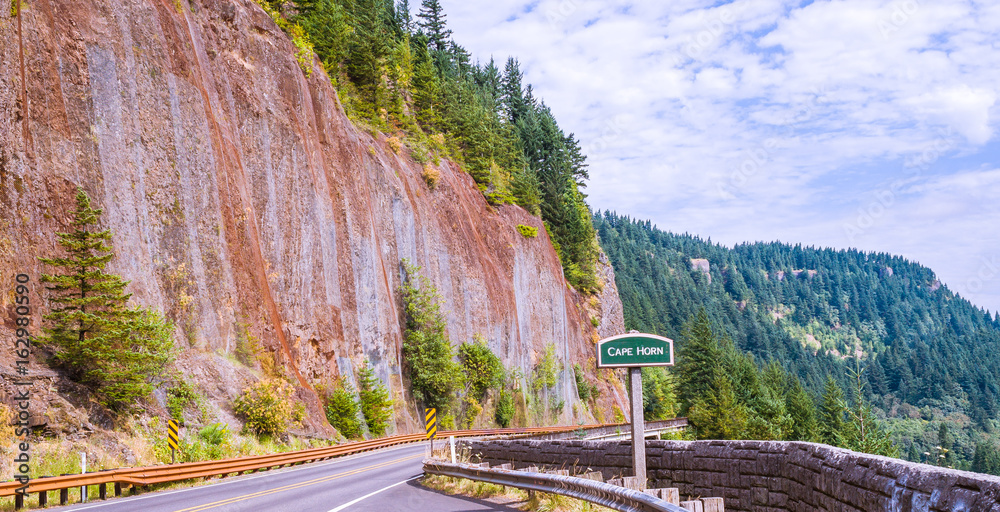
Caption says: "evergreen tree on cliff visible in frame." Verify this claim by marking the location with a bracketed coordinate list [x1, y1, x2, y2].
[39, 187, 175, 411]
[416, 0, 451, 51]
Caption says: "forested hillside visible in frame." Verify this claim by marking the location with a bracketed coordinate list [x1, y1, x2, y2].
[595, 211, 1000, 474]
[288, 0, 599, 290]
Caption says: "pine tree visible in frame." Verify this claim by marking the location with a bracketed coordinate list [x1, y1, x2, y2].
[676, 309, 722, 412]
[357, 361, 394, 437]
[348, 0, 393, 118]
[688, 374, 748, 439]
[843, 364, 898, 457]
[396, 0, 413, 32]
[39, 187, 174, 410]
[972, 442, 1000, 476]
[818, 376, 846, 447]
[936, 423, 955, 467]
[416, 0, 451, 51]
[786, 378, 819, 441]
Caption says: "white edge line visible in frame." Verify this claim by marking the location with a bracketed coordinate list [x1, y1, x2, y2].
[59, 443, 423, 511]
[327, 476, 420, 512]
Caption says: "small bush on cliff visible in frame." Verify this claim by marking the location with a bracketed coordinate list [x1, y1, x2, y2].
[39, 187, 175, 411]
[573, 364, 599, 403]
[357, 362, 394, 437]
[325, 380, 364, 439]
[516, 224, 538, 238]
[494, 388, 514, 428]
[458, 335, 503, 402]
[167, 380, 200, 422]
[400, 260, 462, 413]
[422, 164, 441, 189]
[532, 343, 560, 393]
[234, 378, 299, 438]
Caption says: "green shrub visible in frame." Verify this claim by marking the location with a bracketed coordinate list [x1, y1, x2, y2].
[458, 336, 503, 401]
[233, 378, 299, 438]
[357, 362, 393, 437]
[495, 389, 514, 428]
[573, 364, 591, 402]
[516, 224, 538, 238]
[462, 395, 483, 429]
[517, 224, 538, 238]
[199, 423, 229, 446]
[400, 260, 462, 412]
[325, 381, 364, 439]
[590, 316, 599, 327]
[532, 343, 560, 392]
[167, 380, 199, 421]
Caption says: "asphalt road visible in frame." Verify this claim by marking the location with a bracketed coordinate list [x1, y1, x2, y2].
[50, 443, 521, 512]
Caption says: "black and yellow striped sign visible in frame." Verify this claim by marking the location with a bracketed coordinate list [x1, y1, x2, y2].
[167, 419, 180, 451]
[424, 408, 437, 439]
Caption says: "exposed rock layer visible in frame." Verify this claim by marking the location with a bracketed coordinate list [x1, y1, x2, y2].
[0, 0, 625, 433]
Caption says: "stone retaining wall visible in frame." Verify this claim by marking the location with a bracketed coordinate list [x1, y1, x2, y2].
[459, 439, 1000, 511]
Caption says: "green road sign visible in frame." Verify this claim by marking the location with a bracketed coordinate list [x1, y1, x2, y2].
[596, 333, 674, 368]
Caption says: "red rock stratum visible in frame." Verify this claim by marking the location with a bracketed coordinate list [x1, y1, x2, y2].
[0, 0, 626, 434]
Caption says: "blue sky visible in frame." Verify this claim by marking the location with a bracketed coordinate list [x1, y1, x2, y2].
[437, 0, 1000, 314]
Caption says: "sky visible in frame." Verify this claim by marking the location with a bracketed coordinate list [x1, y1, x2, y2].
[436, 0, 1000, 314]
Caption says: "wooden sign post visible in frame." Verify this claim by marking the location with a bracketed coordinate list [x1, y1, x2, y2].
[597, 333, 674, 490]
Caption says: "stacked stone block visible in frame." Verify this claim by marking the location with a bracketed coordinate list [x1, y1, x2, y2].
[459, 439, 1000, 511]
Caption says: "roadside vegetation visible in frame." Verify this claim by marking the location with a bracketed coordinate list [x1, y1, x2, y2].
[399, 260, 591, 430]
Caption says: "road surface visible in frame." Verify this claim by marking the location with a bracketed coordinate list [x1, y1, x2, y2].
[50, 443, 520, 512]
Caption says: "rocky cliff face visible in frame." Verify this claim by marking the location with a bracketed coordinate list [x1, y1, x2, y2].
[0, 0, 626, 434]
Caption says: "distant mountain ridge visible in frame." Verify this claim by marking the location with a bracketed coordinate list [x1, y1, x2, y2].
[594, 211, 1000, 464]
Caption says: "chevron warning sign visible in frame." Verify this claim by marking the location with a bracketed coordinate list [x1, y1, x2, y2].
[425, 408, 437, 439]
[167, 419, 180, 451]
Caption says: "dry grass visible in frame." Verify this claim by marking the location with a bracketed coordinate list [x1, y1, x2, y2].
[422, 164, 441, 189]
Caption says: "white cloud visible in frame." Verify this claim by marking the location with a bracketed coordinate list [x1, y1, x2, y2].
[440, 0, 1000, 312]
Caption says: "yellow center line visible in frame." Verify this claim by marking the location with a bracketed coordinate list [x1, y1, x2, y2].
[170, 453, 424, 512]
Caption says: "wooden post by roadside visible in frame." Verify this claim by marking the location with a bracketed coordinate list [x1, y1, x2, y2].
[629, 367, 646, 488]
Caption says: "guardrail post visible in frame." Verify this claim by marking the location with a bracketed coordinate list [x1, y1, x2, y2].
[38, 491, 47, 506]
[14, 492, 23, 510]
[99, 482, 107, 500]
[59, 488, 68, 505]
[450, 436, 456, 463]
[114, 482, 122, 497]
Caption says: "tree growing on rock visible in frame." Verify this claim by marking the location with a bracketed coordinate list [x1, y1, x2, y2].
[400, 259, 462, 413]
[39, 187, 175, 411]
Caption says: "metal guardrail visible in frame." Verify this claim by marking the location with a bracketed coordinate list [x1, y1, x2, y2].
[423, 460, 687, 512]
[0, 423, 616, 508]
